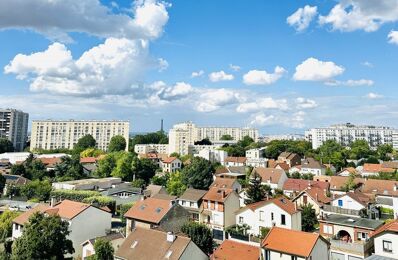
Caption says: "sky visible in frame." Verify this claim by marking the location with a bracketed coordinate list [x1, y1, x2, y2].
[0, 0, 398, 134]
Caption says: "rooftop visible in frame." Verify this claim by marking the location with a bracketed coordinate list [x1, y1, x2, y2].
[211, 239, 260, 260]
[371, 220, 398, 238]
[203, 187, 234, 203]
[178, 188, 207, 202]
[320, 214, 384, 230]
[252, 167, 285, 184]
[124, 197, 173, 224]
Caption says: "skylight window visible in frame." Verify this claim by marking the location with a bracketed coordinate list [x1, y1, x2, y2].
[155, 207, 163, 213]
[131, 241, 138, 248]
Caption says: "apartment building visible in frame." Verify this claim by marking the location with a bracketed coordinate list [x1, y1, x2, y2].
[393, 131, 398, 150]
[305, 123, 396, 149]
[0, 109, 29, 151]
[134, 143, 169, 154]
[30, 120, 129, 151]
[168, 121, 258, 155]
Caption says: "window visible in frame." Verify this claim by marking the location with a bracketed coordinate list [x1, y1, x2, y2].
[281, 214, 286, 225]
[181, 201, 185, 206]
[323, 225, 332, 234]
[383, 240, 392, 252]
[190, 202, 194, 207]
[291, 256, 297, 260]
[259, 211, 265, 221]
[239, 216, 244, 224]
[357, 232, 368, 241]
[271, 212, 274, 221]
[338, 199, 343, 207]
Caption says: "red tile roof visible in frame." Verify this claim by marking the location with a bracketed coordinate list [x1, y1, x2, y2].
[80, 157, 97, 164]
[371, 220, 398, 238]
[363, 163, 395, 173]
[203, 187, 234, 203]
[225, 157, 247, 164]
[283, 178, 330, 193]
[237, 197, 299, 215]
[211, 178, 238, 189]
[252, 167, 285, 184]
[38, 157, 62, 167]
[295, 187, 331, 205]
[162, 157, 178, 164]
[124, 197, 173, 224]
[211, 240, 260, 260]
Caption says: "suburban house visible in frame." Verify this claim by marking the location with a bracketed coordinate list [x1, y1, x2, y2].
[361, 163, 395, 177]
[367, 220, 398, 259]
[282, 178, 330, 198]
[211, 239, 260, 260]
[37, 156, 63, 171]
[81, 233, 124, 260]
[261, 227, 330, 260]
[214, 166, 247, 180]
[100, 183, 143, 206]
[114, 227, 208, 260]
[160, 156, 182, 173]
[299, 158, 326, 176]
[235, 197, 301, 236]
[277, 152, 301, 167]
[52, 177, 123, 191]
[210, 177, 242, 193]
[224, 157, 247, 167]
[338, 167, 360, 177]
[381, 161, 398, 170]
[1, 173, 30, 196]
[124, 197, 189, 236]
[319, 214, 384, 259]
[202, 187, 240, 241]
[246, 148, 268, 168]
[251, 167, 288, 191]
[273, 162, 290, 173]
[177, 188, 207, 222]
[331, 192, 371, 211]
[80, 157, 98, 174]
[12, 200, 112, 257]
[292, 187, 332, 215]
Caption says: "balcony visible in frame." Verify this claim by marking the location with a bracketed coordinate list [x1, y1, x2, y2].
[323, 205, 361, 216]
[329, 238, 373, 256]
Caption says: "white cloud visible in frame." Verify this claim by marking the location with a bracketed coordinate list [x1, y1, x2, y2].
[325, 79, 374, 87]
[361, 61, 374, 67]
[0, 0, 169, 42]
[250, 113, 275, 126]
[208, 71, 234, 82]
[243, 66, 286, 86]
[296, 97, 318, 109]
[195, 88, 239, 112]
[287, 5, 318, 32]
[236, 97, 288, 113]
[156, 82, 193, 101]
[229, 64, 241, 71]
[191, 70, 204, 78]
[388, 30, 398, 44]
[366, 92, 383, 99]
[319, 0, 398, 32]
[249, 111, 306, 128]
[293, 57, 345, 81]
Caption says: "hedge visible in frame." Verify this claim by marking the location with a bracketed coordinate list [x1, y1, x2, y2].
[82, 196, 116, 213]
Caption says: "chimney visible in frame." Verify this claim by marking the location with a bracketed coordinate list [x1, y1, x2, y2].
[222, 190, 226, 198]
[166, 232, 176, 242]
[50, 196, 59, 207]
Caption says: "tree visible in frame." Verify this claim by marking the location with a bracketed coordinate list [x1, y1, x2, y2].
[95, 153, 118, 178]
[25, 160, 47, 180]
[54, 155, 84, 181]
[0, 210, 19, 242]
[301, 204, 317, 232]
[151, 174, 169, 186]
[166, 171, 186, 196]
[92, 238, 114, 260]
[20, 179, 52, 201]
[237, 136, 254, 148]
[111, 152, 134, 180]
[108, 135, 127, 152]
[181, 157, 214, 190]
[80, 148, 104, 158]
[194, 138, 212, 145]
[245, 173, 268, 204]
[220, 134, 233, 141]
[134, 158, 158, 183]
[342, 173, 359, 192]
[10, 164, 26, 176]
[0, 138, 14, 153]
[377, 144, 393, 160]
[129, 131, 168, 152]
[349, 140, 372, 159]
[0, 174, 5, 194]
[74, 134, 96, 153]
[181, 222, 214, 255]
[131, 178, 145, 188]
[12, 212, 74, 259]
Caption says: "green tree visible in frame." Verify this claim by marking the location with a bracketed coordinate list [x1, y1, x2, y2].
[111, 152, 134, 180]
[377, 144, 393, 160]
[166, 171, 186, 196]
[342, 173, 359, 192]
[245, 173, 269, 204]
[151, 174, 169, 186]
[301, 204, 317, 232]
[129, 131, 168, 152]
[0, 138, 14, 153]
[95, 153, 118, 178]
[108, 135, 127, 152]
[349, 140, 372, 159]
[131, 178, 145, 188]
[220, 134, 233, 141]
[80, 148, 104, 158]
[0, 210, 19, 242]
[134, 158, 158, 183]
[0, 174, 5, 194]
[10, 164, 26, 176]
[181, 157, 214, 190]
[26, 160, 47, 180]
[194, 138, 212, 145]
[20, 179, 52, 201]
[74, 134, 96, 153]
[54, 155, 84, 181]
[181, 222, 214, 255]
[237, 136, 254, 148]
[92, 238, 114, 260]
[12, 212, 74, 259]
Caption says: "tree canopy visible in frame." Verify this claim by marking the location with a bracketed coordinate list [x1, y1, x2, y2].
[74, 134, 96, 153]
[0, 138, 14, 153]
[91, 238, 114, 260]
[166, 171, 186, 196]
[108, 135, 127, 152]
[181, 157, 214, 190]
[244, 172, 270, 204]
[0, 210, 19, 242]
[129, 131, 168, 152]
[301, 204, 318, 232]
[220, 134, 233, 141]
[181, 222, 214, 255]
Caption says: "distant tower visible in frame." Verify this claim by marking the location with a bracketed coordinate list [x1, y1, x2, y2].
[160, 119, 164, 133]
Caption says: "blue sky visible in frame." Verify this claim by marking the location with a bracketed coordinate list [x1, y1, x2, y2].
[0, 0, 398, 134]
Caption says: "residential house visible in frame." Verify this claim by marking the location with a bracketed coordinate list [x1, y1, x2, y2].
[114, 227, 208, 260]
[251, 167, 288, 191]
[367, 220, 398, 259]
[211, 239, 260, 260]
[160, 156, 182, 173]
[319, 214, 384, 259]
[381, 161, 398, 170]
[80, 157, 98, 174]
[331, 192, 371, 211]
[2, 173, 30, 196]
[235, 197, 301, 236]
[273, 162, 290, 173]
[202, 187, 240, 241]
[215, 166, 247, 180]
[81, 233, 125, 260]
[338, 167, 360, 177]
[292, 187, 332, 215]
[211, 177, 242, 193]
[178, 188, 207, 222]
[100, 183, 144, 206]
[12, 200, 112, 257]
[300, 158, 326, 176]
[277, 152, 301, 167]
[195, 148, 228, 164]
[282, 178, 330, 198]
[261, 227, 330, 260]
[246, 148, 268, 168]
[52, 177, 123, 191]
[224, 157, 247, 167]
[124, 197, 189, 236]
[361, 163, 395, 177]
[144, 184, 169, 197]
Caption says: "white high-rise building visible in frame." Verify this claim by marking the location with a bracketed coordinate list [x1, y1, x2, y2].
[0, 109, 29, 151]
[393, 131, 398, 150]
[168, 121, 258, 155]
[30, 120, 129, 151]
[305, 123, 396, 149]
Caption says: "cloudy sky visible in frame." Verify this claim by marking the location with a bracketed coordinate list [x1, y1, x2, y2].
[1, 0, 398, 134]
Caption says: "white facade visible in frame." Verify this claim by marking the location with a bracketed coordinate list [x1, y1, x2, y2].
[331, 195, 365, 211]
[374, 232, 398, 258]
[134, 144, 169, 154]
[0, 109, 29, 151]
[30, 120, 129, 152]
[246, 148, 268, 167]
[393, 131, 398, 150]
[168, 122, 258, 155]
[160, 158, 182, 173]
[0, 152, 30, 164]
[194, 148, 228, 164]
[300, 166, 326, 176]
[306, 123, 396, 149]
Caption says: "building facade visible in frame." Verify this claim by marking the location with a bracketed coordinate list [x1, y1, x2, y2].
[305, 123, 396, 149]
[0, 109, 29, 151]
[30, 120, 129, 151]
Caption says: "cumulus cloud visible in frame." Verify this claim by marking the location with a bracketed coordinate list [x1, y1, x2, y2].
[195, 88, 239, 112]
[0, 0, 169, 42]
[296, 97, 318, 109]
[319, 0, 398, 32]
[236, 97, 288, 113]
[287, 5, 318, 32]
[325, 79, 374, 87]
[208, 71, 234, 82]
[293, 57, 345, 81]
[250, 113, 275, 126]
[388, 30, 398, 44]
[229, 64, 241, 71]
[361, 61, 374, 67]
[156, 82, 193, 101]
[191, 70, 204, 78]
[249, 111, 306, 128]
[243, 66, 286, 86]
[366, 92, 383, 99]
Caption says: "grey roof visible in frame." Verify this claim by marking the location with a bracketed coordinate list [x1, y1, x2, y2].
[87, 232, 124, 245]
[321, 214, 383, 230]
[227, 166, 246, 175]
[145, 185, 168, 197]
[178, 188, 207, 202]
[152, 193, 177, 201]
[100, 183, 142, 196]
[301, 158, 325, 169]
[365, 255, 397, 260]
[376, 196, 394, 206]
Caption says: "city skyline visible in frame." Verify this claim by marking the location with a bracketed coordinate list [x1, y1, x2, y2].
[1, 1, 398, 134]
